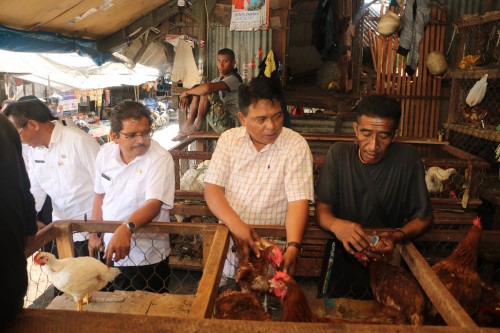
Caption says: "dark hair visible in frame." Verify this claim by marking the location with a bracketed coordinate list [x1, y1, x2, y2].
[218, 48, 235, 62]
[238, 77, 282, 116]
[110, 101, 153, 134]
[3, 96, 56, 127]
[353, 95, 402, 131]
[1, 99, 13, 108]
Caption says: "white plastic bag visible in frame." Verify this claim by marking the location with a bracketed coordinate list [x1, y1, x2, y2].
[466, 74, 488, 107]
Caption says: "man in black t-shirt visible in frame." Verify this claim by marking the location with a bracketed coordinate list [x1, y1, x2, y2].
[0, 114, 38, 328]
[315, 95, 433, 299]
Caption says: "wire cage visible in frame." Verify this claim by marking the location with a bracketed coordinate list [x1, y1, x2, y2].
[22, 217, 500, 330]
[25, 220, 229, 318]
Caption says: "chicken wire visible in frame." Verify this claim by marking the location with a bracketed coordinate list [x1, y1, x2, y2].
[25, 230, 205, 310]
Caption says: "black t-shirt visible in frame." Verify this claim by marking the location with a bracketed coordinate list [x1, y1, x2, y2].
[317, 141, 432, 227]
[0, 114, 37, 326]
[316, 142, 433, 299]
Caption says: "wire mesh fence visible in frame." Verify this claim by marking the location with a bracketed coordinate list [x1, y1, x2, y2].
[24, 226, 213, 312]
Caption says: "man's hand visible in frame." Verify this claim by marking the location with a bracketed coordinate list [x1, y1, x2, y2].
[372, 231, 397, 254]
[332, 219, 373, 254]
[88, 232, 102, 258]
[230, 223, 261, 259]
[179, 92, 189, 110]
[104, 224, 132, 267]
[283, 246, 299, 276]
[36, 220, 46, 231]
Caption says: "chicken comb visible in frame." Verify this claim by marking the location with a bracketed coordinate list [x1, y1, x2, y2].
[273, 271, 290, 280]
[33, 251, 40, 263]
[270, 245, 283, 267]
[473, 216, 482, 228]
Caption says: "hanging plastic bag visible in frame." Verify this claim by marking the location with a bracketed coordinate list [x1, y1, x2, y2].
[466, 74, 488, 107]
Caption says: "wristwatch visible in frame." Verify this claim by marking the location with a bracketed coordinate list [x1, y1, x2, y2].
[123, 221, 136, 234]
[286, 241, 303, 253]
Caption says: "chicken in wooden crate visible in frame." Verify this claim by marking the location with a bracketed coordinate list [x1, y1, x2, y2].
[429, 217, 500, 327]
[214, 239, 284, 317]
[425, 166, 457, 197]
[33, 252, 120, 311]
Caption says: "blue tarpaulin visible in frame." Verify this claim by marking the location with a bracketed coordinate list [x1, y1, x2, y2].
[0, 24, 116, 66]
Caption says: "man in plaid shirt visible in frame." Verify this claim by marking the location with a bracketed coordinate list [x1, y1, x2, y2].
[204, 77, 314, 279]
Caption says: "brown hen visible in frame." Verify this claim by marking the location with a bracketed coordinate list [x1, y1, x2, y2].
[214, 289, 271, 321]
[431, 217, 500, 323]
[354, 252, 426, 325]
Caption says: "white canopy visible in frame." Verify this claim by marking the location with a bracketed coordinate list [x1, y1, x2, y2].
[0, 50, 159, 91]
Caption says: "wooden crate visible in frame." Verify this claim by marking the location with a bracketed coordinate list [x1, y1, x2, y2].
[26, 221, 229, 319]
[18, 220, 500, 331]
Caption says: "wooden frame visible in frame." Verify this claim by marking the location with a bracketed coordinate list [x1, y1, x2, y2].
[18, 220, 500, 331]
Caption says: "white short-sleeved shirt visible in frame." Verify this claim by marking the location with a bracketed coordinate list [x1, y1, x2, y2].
[95, 140, 175, 266]
[205, 126, 314, 280]
[27, 122, 100, 241]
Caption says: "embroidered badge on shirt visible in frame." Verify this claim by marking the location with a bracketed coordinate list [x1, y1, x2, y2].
[136, 168, 143, 175]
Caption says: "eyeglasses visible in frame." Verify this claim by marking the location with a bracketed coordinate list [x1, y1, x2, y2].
[118, 129, 154, 140]
[18, 119, 30, 134]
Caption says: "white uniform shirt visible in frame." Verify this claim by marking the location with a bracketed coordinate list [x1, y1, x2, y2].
[27, 121, 99, 241]
[95, 140, 175, 267]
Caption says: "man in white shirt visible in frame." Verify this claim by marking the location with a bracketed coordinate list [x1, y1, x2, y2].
[204, 77, 314, 281]
[90, 101, 175, 293]
[4, 97, 99, 257]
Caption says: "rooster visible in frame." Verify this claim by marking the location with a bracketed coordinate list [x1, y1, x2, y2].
[430, 217, 500, 323]
[425, 166, 457, 195]
[33, 252, 121, 311]
[354, 252, 426, 325]
[214, 289, 271, 321]
[235, 240, 283, 310]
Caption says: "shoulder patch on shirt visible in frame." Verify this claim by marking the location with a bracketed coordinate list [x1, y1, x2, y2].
[34, 160, 45, 163]
[101, 173, 111, 181]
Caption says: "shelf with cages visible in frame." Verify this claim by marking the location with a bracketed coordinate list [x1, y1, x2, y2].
[445, 12, 500, 143]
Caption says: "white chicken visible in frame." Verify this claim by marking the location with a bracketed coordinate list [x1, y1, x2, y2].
[33, 252, 121, 311]
[425, 166, 457, 194]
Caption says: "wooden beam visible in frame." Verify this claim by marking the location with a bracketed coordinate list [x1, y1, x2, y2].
[9, 308, 500, 332]
[97, 2, 188, 52]
[54, 221, 75, 259]
[189, 225, 229, 318]
[25, 224, 57, 257]
[98, 0, 218, 52]
[398, 243, 477, 328]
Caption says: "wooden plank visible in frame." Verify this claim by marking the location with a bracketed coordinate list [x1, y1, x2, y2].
[183, 131, 450, 145]
[171, 203, 212, 216]
[398, 243, 477, 328]
[189, 225, 229, 319]
[10, 308, 500, 333]
[69, 221, 218, 235]
[441, 145, 491, 166]
[54, 221, 75, 259]
[202, 228, 216, 268]
[26, 224, 57, 257]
